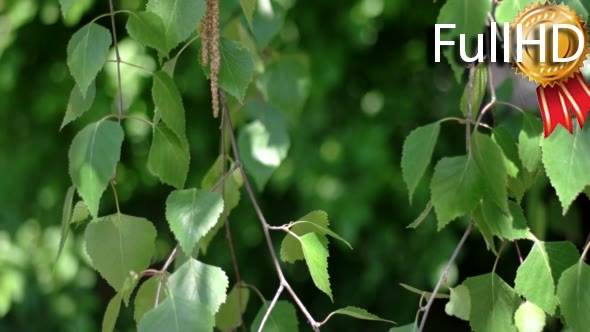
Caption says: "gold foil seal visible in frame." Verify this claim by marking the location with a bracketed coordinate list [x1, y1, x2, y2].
[511, 2, 589, 87]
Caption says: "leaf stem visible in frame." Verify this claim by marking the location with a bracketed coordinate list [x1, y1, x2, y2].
[418, 221, 474, 332]
[514, 240, 524, 264]
[90, 10, 132, 25]
[220, 90, 320, 331]
[122, 114, 154, 127]
[106, 59, 154, 74]
[492, 240, 508, 273]
[258, 283, 284, 332]
[109, 180, 120, 214]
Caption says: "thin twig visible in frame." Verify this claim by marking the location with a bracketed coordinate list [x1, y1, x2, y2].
[258, 284, 285, 332]
[418, 221, 474, 332]
[155, 245, 179, 307]
[106, 59, 154, 74]
[220, 106, 246, 332]
[108, 0, 124, 122]
[220, 90, 320, 331]
[514, 240, 524, 264]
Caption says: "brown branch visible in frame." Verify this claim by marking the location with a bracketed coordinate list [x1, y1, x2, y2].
[220, 90, 320, 331]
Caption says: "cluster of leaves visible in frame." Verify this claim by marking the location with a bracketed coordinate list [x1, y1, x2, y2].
[397, 0, 590, 331]
[57, 0, 395, 330]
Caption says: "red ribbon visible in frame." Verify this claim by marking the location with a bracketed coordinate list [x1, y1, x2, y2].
[536, 73, 590, 137]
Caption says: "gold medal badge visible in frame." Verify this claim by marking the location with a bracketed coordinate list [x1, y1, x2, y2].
[510, 2, 590, 137]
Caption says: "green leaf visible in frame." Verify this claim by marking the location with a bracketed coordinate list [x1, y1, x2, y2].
[471, 132, 508, 212]
[480, 200, 531, 241]
[138, 296, 214, 332]
[388, 323, 418, 332]
[300, 232, 332, 301]
[68, 121, 124, 217]
[57, 186, 75, 263]
[399, 283, 450, 300]
[280, 211, 329, 263]
[148, 123, 190, 189]
[323, 306, 395, 325]
[67, 23, 111, 96]
[59, 0, 74, 17]
[215, 285, 249, 331]
[102, 293, 122, 332]
[407, 201, 433, 229]
[557, 262, 590, 332]
[166, 189, 224, 255]
[85, 213, 156, 302]
[240, 0, 255, 29]
[492, 126, 521, 179]
[430, 155, 485, 230]
[514, 301, 545, 332]
[168, 258, 229, 314]
[460, 63, 487, 117]
[152, 71, 186, 142]
[436, 0, 491, 82]
[71, 200, 90, 224]
[401, 122, 440, 204]
[494, 0, 530, 24]
[203, 38, 254, 102]
[249, 3, 285, 49]
[463, 273, 520, 332]
[134, 277, 166, 325]
[146, 0, 205, 53]
[293, 220, 352, 250]
[257, 55, 310, 116]
[514, 241, 579, 314]
[61, 80, 95, 130]
[542, 124, 590, 214]
[238, 118, 290, 191]
[445, 285, 470, 321]
[518, 112, 543, 173]
[126, 12, 168, 55]
[199, 157, 243, 254]
[250, 300, 299, 332]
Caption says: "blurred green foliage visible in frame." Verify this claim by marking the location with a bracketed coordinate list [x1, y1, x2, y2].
[1, 0, 587, 331]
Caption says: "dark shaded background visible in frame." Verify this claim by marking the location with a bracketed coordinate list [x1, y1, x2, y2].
[1, 0, 587, 331]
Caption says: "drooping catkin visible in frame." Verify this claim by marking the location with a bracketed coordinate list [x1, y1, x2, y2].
[202, 0, 220, 118]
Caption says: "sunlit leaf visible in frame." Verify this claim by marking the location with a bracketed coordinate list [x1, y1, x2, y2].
[71, 200, 90, 224]
[166, 189, 224, 255]
[240, 0, 255, 29]
[126, 12, 168, 55]
[68, 121, 124, 217]
[67, 23, 111, 96]
[249, 2, 285, 49]
[463, 273, 520, 332]
[300, 232, 332, 301]
[85, 213, 156, 303]
[542, 124, 590, 214]
[138, 296, 214, 332]
[494, 0, 530, 23]
[514, 241, 579, 314]
[152, 70, 186, 142]
[480, 200, 531, 241]
[514, 301, 545, 332]
[401, 122, 440, 204]
[168, 258, 229, 314]
[238, 117, 289, 191]
[281, 211, 329, 263]
[445, 285, 470, 321]
[388, 323, 418, 332]
[146, 0, 205, 52]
